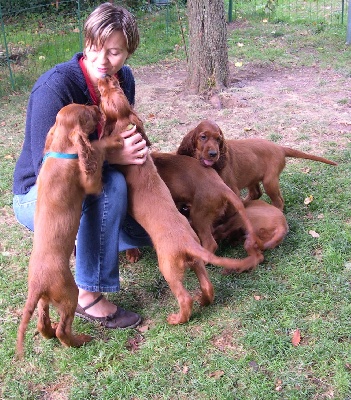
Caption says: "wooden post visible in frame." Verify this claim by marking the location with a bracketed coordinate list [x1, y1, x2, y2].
[347, 0, 351, 44]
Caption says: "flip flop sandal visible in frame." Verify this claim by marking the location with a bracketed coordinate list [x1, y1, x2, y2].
[75, 294, 141, 329]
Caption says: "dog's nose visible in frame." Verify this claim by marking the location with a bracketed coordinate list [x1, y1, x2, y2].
[208, 150, 218, 158]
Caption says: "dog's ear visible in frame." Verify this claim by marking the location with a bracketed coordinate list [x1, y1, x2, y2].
[215, 128, 228, 171]
[43, 124, 57, 153]
[71, 126, 97, 176]
[99, 110, 109, 137]
[176, 129, 196, 156]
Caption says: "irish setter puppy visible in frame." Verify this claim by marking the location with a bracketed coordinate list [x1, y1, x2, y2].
[98, 75, 263, 325]
[16, 104, 123, 358]
[213, 199, 289, 251]
[151, 152, 264, 260]
[177, 119, 337, 211]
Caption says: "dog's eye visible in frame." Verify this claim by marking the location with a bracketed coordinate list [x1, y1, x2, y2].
[200, 134, 206, 141]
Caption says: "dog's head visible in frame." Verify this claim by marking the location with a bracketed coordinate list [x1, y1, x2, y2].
[98, 75, 151, 147]
[177, 119, 227, 170]
[45, 104, 101, 175]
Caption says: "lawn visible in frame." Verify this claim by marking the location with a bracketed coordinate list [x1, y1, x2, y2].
[1, 9, 351, 400]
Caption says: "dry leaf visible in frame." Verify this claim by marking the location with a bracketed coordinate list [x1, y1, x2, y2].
[237, 42, 244, 47]
[209, 370, 224, 379]
[292, 329, 301, 346]
[137, 324, 149, 333]
[126, 334, 144, 352]
[309, 230, 320, 238]
[235, 62, 243, 67]
[304, 195, 313, 205]
[182, 365, 189, 374]
[254, 295, 261, 300]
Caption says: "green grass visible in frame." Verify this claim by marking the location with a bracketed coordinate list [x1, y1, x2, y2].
[1, 8, 351, 400]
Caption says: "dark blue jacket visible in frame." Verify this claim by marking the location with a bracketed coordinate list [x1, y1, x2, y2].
[13, 53, 135, 195]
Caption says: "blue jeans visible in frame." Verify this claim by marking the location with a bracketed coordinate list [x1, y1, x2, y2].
[13, 166, 152, 292]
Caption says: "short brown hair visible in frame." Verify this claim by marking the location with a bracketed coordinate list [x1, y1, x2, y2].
[84, 2, 139, 55]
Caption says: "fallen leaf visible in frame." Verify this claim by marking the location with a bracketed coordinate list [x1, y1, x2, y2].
[254, 295, 261, 300]
[235, 61, 243, 67]
[309, 230, 320, 238]
[126, 334, 144, 352]
[209, 370, 224, 379]
[292, 329, 301, 346]
[137, 324, 149, 333]
[317, 213, 324, 219]
[304, 195, 313, 205]
[237, 42, 244, 47]
[182, 365, 189, 374]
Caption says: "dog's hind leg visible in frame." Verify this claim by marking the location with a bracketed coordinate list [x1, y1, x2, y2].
[190, 259, 214, 307]
[37, 298, 56, 339]
[55, 299, 92, 347]
[158, 257, 193, 325]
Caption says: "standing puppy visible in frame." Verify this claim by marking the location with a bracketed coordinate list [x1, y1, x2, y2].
[177, 119, 337, 210]
[98, 76, 264, 325]
[16, 104, 122, 358]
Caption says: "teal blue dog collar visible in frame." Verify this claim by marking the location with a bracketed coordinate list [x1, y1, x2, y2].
[42, 152, 79, 163]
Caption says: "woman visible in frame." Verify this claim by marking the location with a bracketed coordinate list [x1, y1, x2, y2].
[12, 3, 151, 329]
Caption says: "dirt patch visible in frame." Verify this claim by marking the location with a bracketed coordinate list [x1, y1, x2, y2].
[134, 60, 350, 155]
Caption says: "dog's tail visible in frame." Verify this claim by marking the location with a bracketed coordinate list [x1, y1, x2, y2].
[16, 293, 39, 359]
[283, 147, 337, 165]
[188, 242, 264, 274]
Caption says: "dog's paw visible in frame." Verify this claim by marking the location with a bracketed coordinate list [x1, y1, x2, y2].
[167, 313, 189, 325]
[125, 248, 141, 263]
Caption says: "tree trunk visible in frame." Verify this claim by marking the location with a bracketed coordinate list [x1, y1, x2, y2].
[186, 0, 229, 94]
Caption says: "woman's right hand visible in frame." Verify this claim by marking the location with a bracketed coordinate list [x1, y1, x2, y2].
[105, 125, 148, 165]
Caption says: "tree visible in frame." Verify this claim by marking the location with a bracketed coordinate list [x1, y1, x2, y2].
[186, 0, 229, 95]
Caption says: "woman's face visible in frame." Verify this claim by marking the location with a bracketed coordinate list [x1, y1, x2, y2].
[84, 30, 129, 83]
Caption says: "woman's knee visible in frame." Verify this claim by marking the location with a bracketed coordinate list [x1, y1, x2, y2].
[103, 167, 128, 204]
[12, 186, 37, 231]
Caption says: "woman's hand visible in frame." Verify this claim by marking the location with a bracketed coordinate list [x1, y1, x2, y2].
[105, 125, 148, 165]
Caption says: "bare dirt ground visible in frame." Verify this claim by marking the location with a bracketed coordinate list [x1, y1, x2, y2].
[133, 60, 350, 155]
